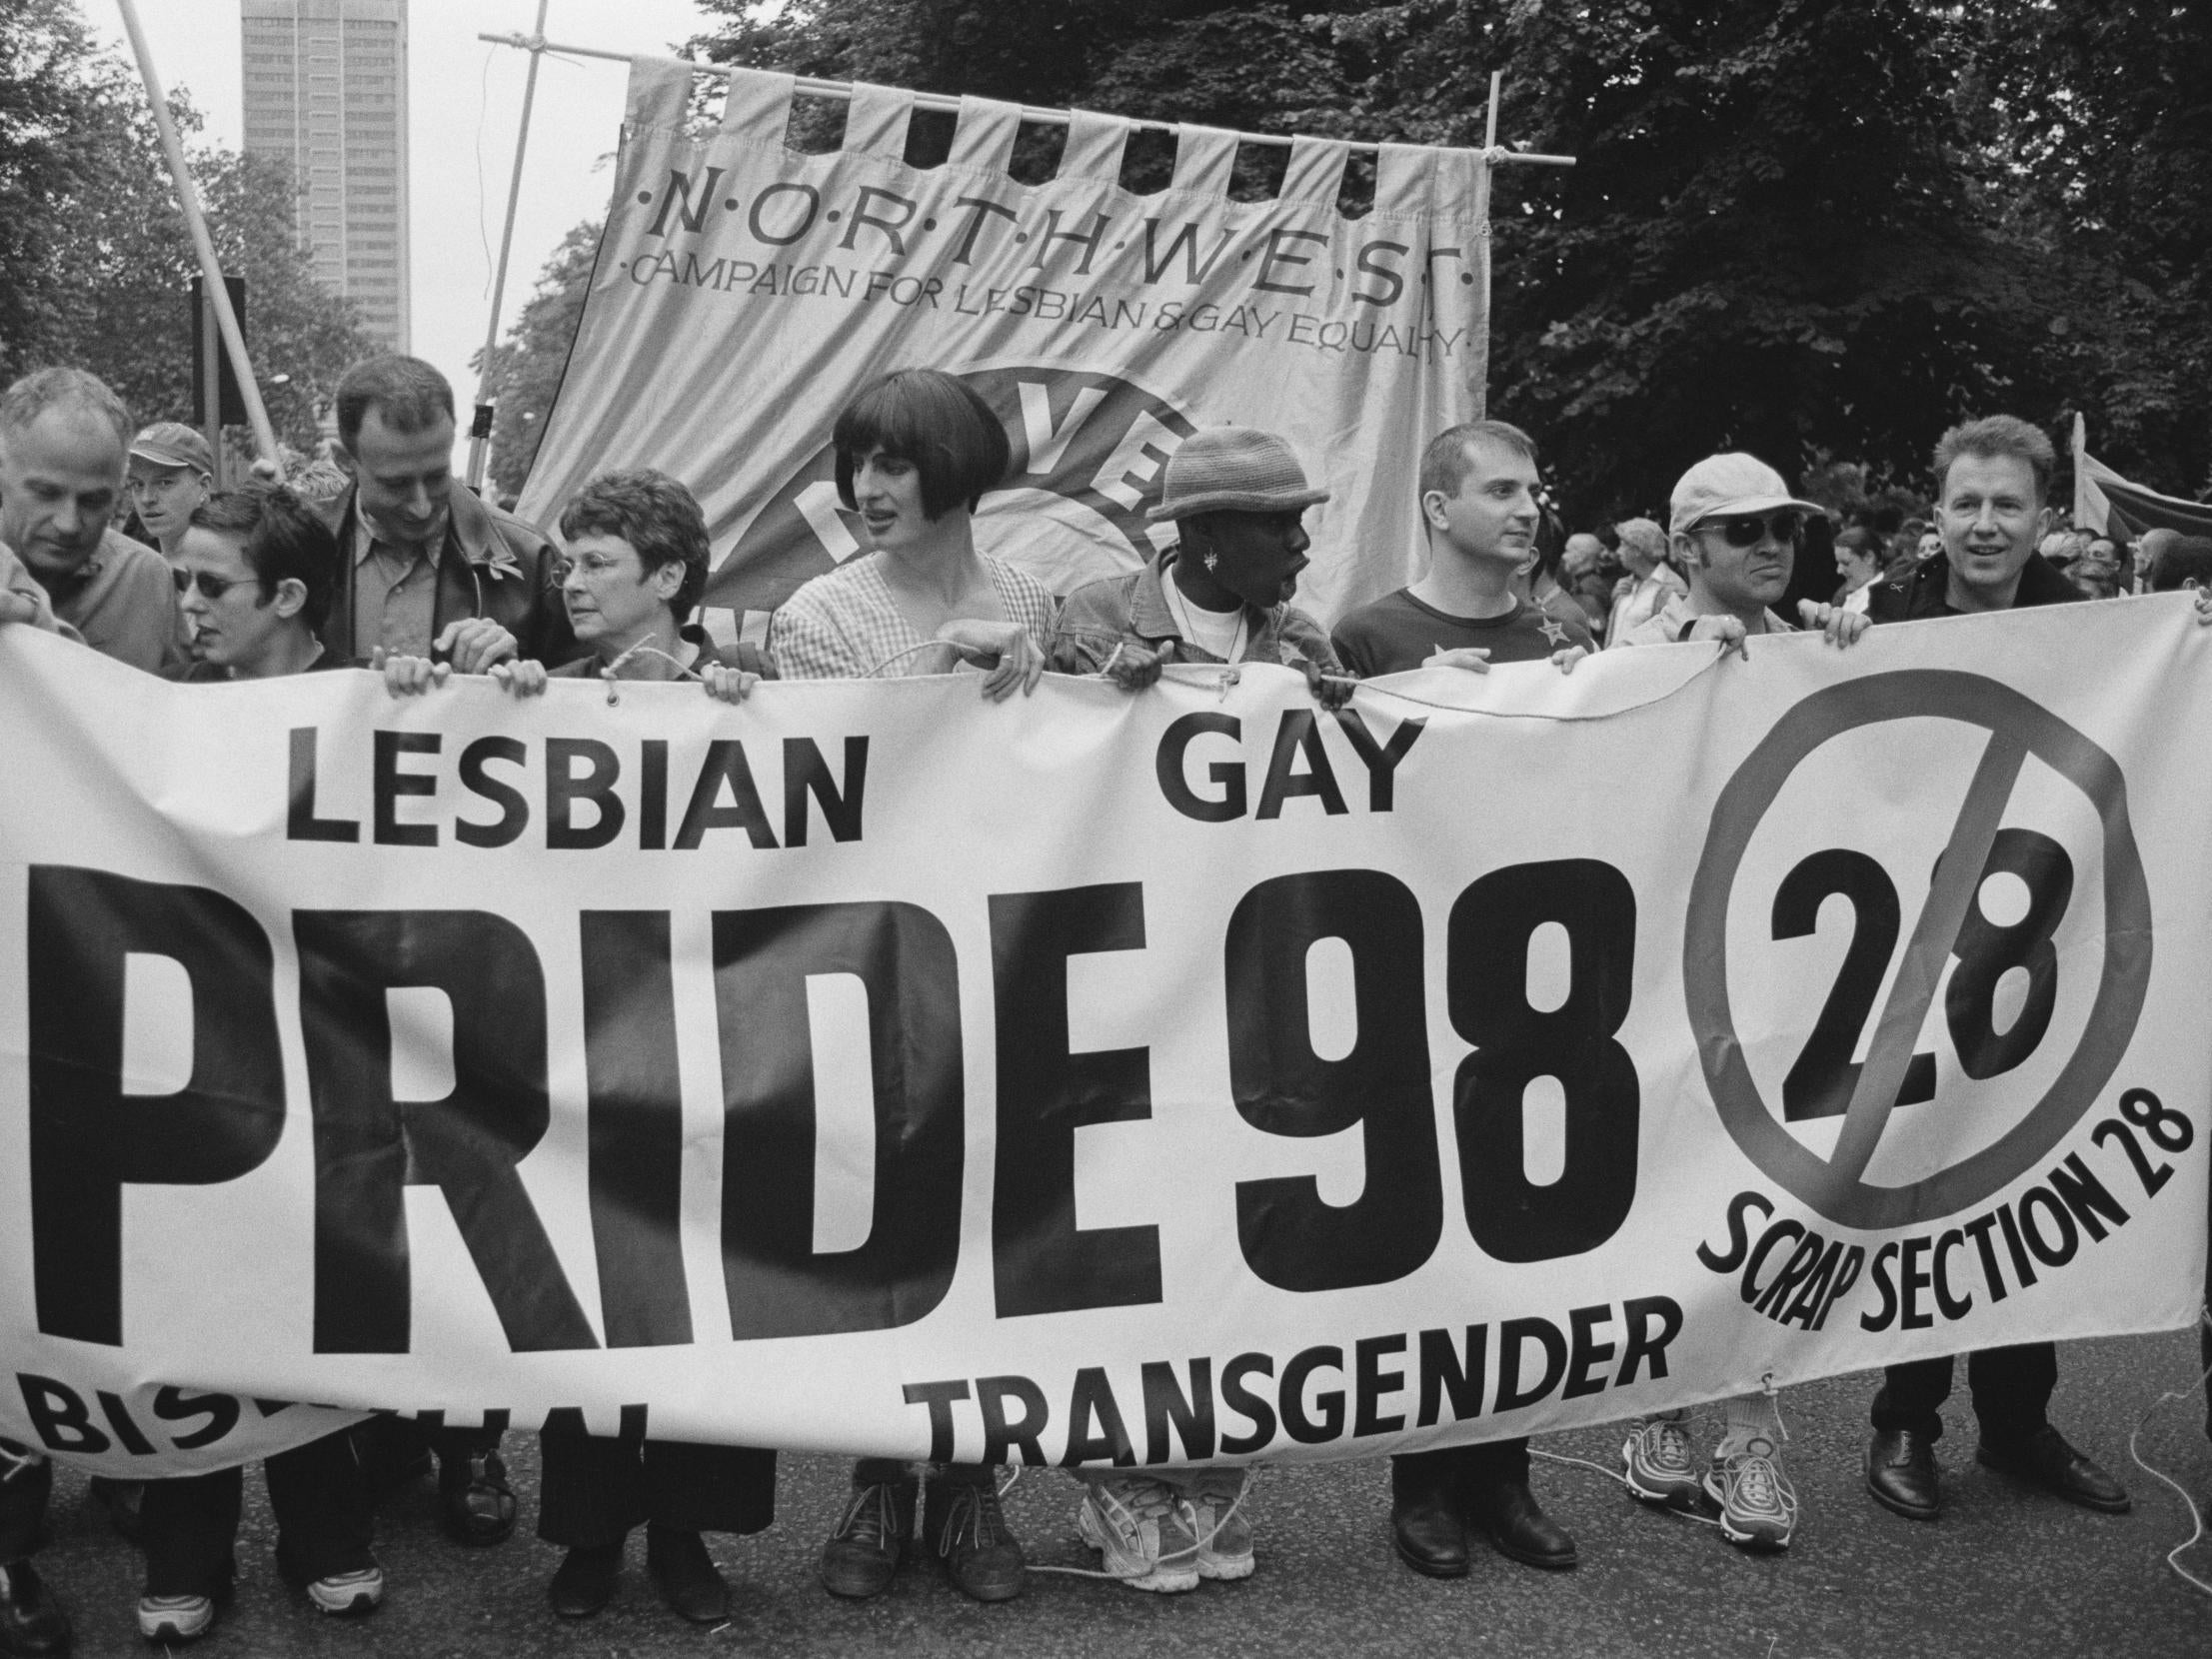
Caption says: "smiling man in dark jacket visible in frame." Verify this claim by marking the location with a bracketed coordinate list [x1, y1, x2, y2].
[1859, 414, 2127, 1527]
[322, 355, 576, 672]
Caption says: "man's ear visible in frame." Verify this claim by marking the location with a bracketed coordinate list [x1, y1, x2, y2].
[270, 577, 308, 620]
[1671, 532, 1704, 573]
[1419, 488, 1451, 534]
[2032, 503, 2055, 547]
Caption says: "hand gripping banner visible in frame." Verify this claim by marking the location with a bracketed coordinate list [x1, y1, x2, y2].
[515, 59, 1482, 629]
[2, 600, 2207, 1477]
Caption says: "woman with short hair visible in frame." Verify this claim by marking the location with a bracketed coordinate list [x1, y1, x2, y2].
[772, 368, 1046, 1610]
[769, 368, 1051, 697]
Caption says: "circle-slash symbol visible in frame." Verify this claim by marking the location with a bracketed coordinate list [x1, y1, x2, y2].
[1683, 670, 2151, 1231]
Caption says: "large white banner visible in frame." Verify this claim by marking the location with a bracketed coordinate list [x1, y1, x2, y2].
[2, 600, 2207, 1477]
[516, 59, 1482, 628]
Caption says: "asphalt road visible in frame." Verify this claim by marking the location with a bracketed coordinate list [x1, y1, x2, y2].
[37, 1329, 2212, 1658]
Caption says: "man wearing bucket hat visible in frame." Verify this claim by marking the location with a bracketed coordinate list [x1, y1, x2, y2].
[126, 423, 214, 564]
[1046, 425, 1340, 1593]
[1049, 425, 1347, 706]
[1611, 452, 1867, 653]
[1610, 451, 1867, 1558]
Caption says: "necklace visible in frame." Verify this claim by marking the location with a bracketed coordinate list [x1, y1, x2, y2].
[1163, 569, 1248, 663]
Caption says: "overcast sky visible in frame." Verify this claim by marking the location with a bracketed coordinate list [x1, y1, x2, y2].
[86, 0, 717, 417]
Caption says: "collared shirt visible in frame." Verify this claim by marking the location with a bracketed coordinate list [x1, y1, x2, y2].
[1049, 549, 1340, 675]
[1613, 594, 1793, 649]
[41, 529, 182, 674]
[350, 510, 447, 661]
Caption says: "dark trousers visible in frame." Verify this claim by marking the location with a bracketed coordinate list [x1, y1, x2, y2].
[0, 1444, 49, 1562]
[141, 1428, 374, 1598]
[356, 1416, 503, 1496]
[1871, 1342, 2057, 1445]
[537, 1420, 775, 1550]
[1390, 1437, 1532, 1494]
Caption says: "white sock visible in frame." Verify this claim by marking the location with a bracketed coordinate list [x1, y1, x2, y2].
[1715, 1391, 1780, 1457]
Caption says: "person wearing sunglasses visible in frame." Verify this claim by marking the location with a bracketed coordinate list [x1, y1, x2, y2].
[1607, 452, 1865, 1556]
[169, 486, 345, 683]
[1609, 453, 1867, 655]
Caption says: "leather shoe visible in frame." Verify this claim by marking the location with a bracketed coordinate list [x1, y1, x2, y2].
[1865, 1427, 1941, 1520]
[1463, 1477, 1577, 1571]
[1977, 1425, 2131, 1514]
[646, 1526, 730, 1625]
[1388, 1454, 1468, 1578]
[547, 1543, 621, 1619]
[439, 1448, 517, 1546]
[0, 1560, 71, 1657]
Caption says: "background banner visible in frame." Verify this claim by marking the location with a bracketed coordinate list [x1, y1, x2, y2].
[515, 59, 1483, 632]
[2, 600, 2207, 1477]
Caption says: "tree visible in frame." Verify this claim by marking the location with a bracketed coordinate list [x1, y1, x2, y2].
[0, 3, 372, 453]
[681, 0, 2205, 516]
[1971, 2, 2212, 495]
[478, 220, 604, 503]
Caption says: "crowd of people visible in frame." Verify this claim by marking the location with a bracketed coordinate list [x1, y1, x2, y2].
[0, 350, 2208, 1653]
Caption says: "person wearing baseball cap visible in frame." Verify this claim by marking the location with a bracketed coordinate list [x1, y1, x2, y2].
[1609, 451, 1867, 1557]
[126, 422, 214, 563]
[1609, 452, 1867, 653]
[1049, 425, 1346, 708]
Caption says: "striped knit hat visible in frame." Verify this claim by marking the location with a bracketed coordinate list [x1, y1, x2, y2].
[1146, 426, 1330, 522]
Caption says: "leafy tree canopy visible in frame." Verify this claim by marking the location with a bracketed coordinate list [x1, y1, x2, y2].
[0, 0, 373, 456]
[494, 0, 2207, 519]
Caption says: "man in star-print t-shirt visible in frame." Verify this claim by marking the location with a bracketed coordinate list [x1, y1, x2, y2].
[1328, 420, 1585, 1589]
[1332, 420, 1590, 680]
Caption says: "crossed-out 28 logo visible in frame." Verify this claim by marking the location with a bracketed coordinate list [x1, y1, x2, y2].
[1681, 671, 2190, 1335]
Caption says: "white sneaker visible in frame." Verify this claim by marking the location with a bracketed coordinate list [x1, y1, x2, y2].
[307, 1564, 384, 1615]
[137, 1592, 215, 1642]
[1184, 1468, 1254, 1580]
[1622, 1412, 1701, 1508]
[1705, 1435, 1798, 1551]
[1077, 1476, 1200, 1592]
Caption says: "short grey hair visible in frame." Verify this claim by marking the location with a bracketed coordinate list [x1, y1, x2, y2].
[1614, 518, 1667, 563]
[0, 367, 133, 454]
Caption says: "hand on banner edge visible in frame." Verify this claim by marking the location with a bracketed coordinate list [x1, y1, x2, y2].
[374, 647, 449, 697]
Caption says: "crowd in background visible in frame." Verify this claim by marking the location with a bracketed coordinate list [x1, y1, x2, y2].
[2, 347, 2210, 1656]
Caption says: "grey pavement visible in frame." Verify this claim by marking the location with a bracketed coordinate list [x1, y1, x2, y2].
[38, 1329, 2212, 1657]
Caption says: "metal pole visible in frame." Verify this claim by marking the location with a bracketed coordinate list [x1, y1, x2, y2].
[475, 32, 1580, 166]
[467, 0, 552, 493]
[1465, 72, 1502, 419]
[114, 0, 282, 469]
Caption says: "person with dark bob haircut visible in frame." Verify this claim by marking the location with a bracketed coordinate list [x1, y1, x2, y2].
[832, 367, 1011, 523]
[772, 370, 1045, 1612]
[771, 368, 1052, 697]
[170, 487, 347, 681]
[477, 470, 765, 708]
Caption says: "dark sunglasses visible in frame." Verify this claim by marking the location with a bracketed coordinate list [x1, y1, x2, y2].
[1700, 512, 1805, 549]
[172, 567, 250, 600]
